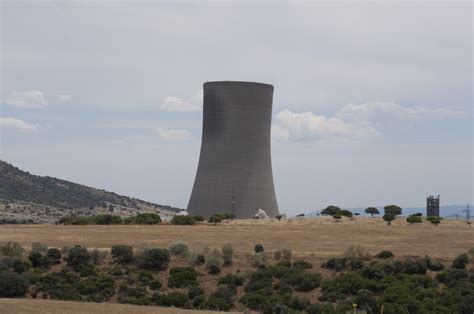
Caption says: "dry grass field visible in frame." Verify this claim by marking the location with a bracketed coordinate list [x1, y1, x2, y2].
[0, 298, 228, 314]
[0, 217, 472, 259]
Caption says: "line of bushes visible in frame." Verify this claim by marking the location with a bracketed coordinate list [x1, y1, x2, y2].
[57, 213, 162, 225]
[0, 240, 472, 313]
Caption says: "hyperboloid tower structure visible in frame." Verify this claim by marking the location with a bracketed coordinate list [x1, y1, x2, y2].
[187, 81, 279, 218]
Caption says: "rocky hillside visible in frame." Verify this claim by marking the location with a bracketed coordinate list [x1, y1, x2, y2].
[0, 160, 181, 223]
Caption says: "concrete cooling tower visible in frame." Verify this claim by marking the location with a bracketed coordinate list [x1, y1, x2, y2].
[187, 81, 279, 218]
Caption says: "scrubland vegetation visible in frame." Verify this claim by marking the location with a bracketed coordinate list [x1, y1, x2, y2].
[0, 240, 473, 313]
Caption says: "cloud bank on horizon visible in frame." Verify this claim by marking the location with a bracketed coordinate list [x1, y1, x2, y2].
[0, 1, 471, 213]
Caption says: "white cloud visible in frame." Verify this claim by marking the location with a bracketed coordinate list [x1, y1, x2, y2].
[160, 96, 201, 112]
[57, 94, 72, 101]
[0, 117, 38, 133]
[335, 102, 468, 127]
[272, 109, 379, 142]
[155, 128, 192, 141]
[5, 90, 47, 108]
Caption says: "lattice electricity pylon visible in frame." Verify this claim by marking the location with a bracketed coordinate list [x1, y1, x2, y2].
[462, 203, 470, 220]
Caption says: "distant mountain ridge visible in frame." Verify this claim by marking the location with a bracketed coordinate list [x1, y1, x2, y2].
[0, 160, 181, 213]
[307, 204, 469, 218]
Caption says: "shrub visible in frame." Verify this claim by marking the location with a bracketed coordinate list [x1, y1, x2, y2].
[206, 257, 221, 275]
[208, 284, 236, 310]
[426, 216, 441, 225]
[222, 244, 234, 266]
[427, 259, 445, 271]
[77, 274, 116, 301]
[36, 268, 80, 300]
[12, 259, 30, 274]
[156, 291, 189, 308]
[192, 215, 204, 222]
[188, 285, 204, 299]
[205, 249, 221, 274]
[0, 270, 29, 297]
[321, 258, 346, 271]
[119, 285, 150, 305]
[139, 248, 170, 271]
[208, 215, 222, 224]
[282, 249, 292, 261]
[207, 295, 231, 311]
[292, 260, 313, 269]
[89, 248, 106, 265]
[214, 212, 234, 220]
[139, 270, 154, 285]
[130, 213, 161, 224]
[218, 274, 245, 286]
[407, 215, 422, 224]
[186, 252, 206, 266]
[168, 267, 198, 288]
[375, 250, 394, 259]
[333, 214, 342, 220]
[171, 215, 196, 225]
[193, 295, 206, 309]
[436, 268, 469, 284]
[452, 253, 469, 269]
[254, 244, 264, 253]
[289, 296, 310, 310]
[360, 263, 385, 280]
[274, 250, 282, 260]
[28, 251, 49, 268]
[168, 242, 189, 256]
[344, 245, 371, 261]
[67, 245, 90, 270]
[31, 242, 48, 254]
[350, 259, 363, 270]
[92, 214, 123, 225]
[149, 280, 162, 290]
[111, 245, 134, 264]
[306, 303, 335, 314]
[276, 214, 283, 221]
[403, 258, 427, 275]
[47, 248, 62, 263]
[251, 252, 267, 267]
[0, 241, 24, 258]
[295, 273, 321, 292]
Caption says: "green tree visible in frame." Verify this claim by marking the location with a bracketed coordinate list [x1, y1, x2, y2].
[140, 248, 170, 271]
[365, 207, 380, 217]
[337, 210, 353, 218]
[383, 213, 396, 225]
[111, 245, 134, 264]
[67, 245, 91, 270]
[384, 205, 402, 216]
[321, 205, 341, 216]
[0, 270, 28, 297]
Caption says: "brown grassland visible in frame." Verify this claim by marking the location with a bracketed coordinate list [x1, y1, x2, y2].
[0, 217, 472, 258]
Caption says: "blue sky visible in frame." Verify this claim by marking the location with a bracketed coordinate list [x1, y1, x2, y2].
[0, 1, 472, 214]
